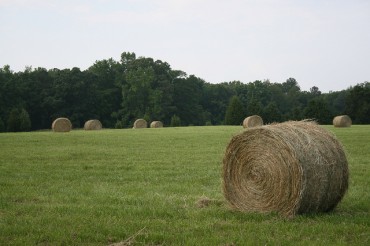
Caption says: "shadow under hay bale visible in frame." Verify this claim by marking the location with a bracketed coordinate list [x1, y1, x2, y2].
[223, 120, 349, 217]
[243, 115, 263, 128]
[333, 115, 352, 127]
[133, 119, 147, 129]
[52, 117, 72, 132]
[150, 121, 163, 128]
[84, 119, 102, 130]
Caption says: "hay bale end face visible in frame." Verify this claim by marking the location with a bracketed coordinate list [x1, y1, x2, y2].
[243, 115, 263, 128]
[133, 119, 147, 129]
[84, 119, 102, 130]
[333, 115, 352, 127]
[150, 121, 163, 128]
[52, 117, 72, 132]
[223, 121, 349, 217]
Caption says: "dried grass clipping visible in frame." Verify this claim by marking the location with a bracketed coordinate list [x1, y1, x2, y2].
[243, 115, 263, 128]
[223, 121, 349, 217]
[333, 115, 352, 127]
[150, 121, 163, 128]
[52, 117, 72, 132]
[84, 119, 102, 130]
[133, 119, 147, 129]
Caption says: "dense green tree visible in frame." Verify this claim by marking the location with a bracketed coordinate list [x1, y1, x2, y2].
[263, 102, 282, 123]
[290, 106, 304, 120]
[345, 82, 370, 124]
[19, 108, 31, 131]
[170, 114, 181, 127]
[0, 117, 5, 132]
[247, 96, 263, 116]
[323, 90, 347, 117]
[118, 54, 175, 127]
[1, 52, 369, 131]
[87, 59, 122, 128]
[202, 83, 234, 125]
[173, 75, 206, 126]
[304, 98, 331, 124]
[310, 86, 321, 96]
[7, 107, 31, 132]
[224, 96, 245, 125]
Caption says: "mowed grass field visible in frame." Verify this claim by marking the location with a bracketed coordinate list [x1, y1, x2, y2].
[0, 125, 369, 245]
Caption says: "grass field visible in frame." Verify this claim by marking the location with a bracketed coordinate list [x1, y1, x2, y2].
[0, 125, 369, 245]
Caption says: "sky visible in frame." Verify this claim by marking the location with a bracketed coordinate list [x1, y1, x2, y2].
[1, 0, 369, 92]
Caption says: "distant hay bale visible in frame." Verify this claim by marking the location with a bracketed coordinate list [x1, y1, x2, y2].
[133, 119, 147, 129]
[52, 117, 72, 132]
[150, 121, 163, 128]
[243, 115, 263, 128]
[333, 115, 352, 127]
[223, 121, 349, 217]
[84, 119, 102, 130]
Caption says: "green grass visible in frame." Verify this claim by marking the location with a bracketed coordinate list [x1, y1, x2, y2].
[0, 125, 369, 245]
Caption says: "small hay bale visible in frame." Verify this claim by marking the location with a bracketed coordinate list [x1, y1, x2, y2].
[243, 115, 263, 128]
[52, 117, 72, 132]
[84, 119, 102, 130]
[333, 115, 352, 127]
[133, 119, 147, 129]
[150, 121, 163, 128]
[222, 120, 349, 217]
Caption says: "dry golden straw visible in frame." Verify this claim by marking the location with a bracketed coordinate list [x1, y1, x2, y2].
[150, 121, 163, 128]
[52, 117, 72, 132]
[243, 115, 263, 128]
[133, 119, 147, 129]
[84, 119, 102, 130]
[223, 121, 349, 217]
[333, 115, 352, 127]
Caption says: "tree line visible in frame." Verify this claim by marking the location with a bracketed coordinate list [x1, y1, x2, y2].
[0, 52, 369, 132]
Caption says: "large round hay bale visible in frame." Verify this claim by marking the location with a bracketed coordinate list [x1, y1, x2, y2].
[223, 121, 348, 217]
[84, 119, 102, 130]
[150, 121, 163, 128]
[333, 115, 352, 127]
[243, 115, 263, 128]
[52, 117, 72, 132]
[133, 119, 147, 129]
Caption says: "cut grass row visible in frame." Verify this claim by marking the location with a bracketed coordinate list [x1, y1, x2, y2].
[0, 125, 369, 245]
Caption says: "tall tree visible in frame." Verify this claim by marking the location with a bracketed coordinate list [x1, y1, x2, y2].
[173, 75, 206, 126]
[345, 82, 370, 123]
[118, 53, 176, 127]
[87, 59, 122, 128]
[7, 107, 31, 132]
[224, 96, 245, 125]
[202, 83, 234, 125]
[304, 98, 331, 124]
[263, 102, 282, 123]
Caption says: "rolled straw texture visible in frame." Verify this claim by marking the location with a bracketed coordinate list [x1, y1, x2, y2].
[243, 115, 263, 128]
[223, 121, 348, 217]
[52, 117, 72, 132]
[133, 119, 147, 129]
[150, 121, 163, 128]
[84, 119, 102, 130]
[333, 115, 352, 127]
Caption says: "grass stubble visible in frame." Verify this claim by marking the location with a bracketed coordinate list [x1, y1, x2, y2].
[0, 126, 369, 245]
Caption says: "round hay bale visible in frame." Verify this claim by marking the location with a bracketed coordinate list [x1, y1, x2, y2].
[243, 115, 263, 128]
[150, 121, 163, 128]
[133, 119, 147, 129]
[223, 120, 348, 217]
[84, 119, 102, 130]
[333, 115, 352, 127]
[52, 117, 72, 132]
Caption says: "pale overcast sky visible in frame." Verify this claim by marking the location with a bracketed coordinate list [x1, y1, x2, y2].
[1, 0, 369, 92]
